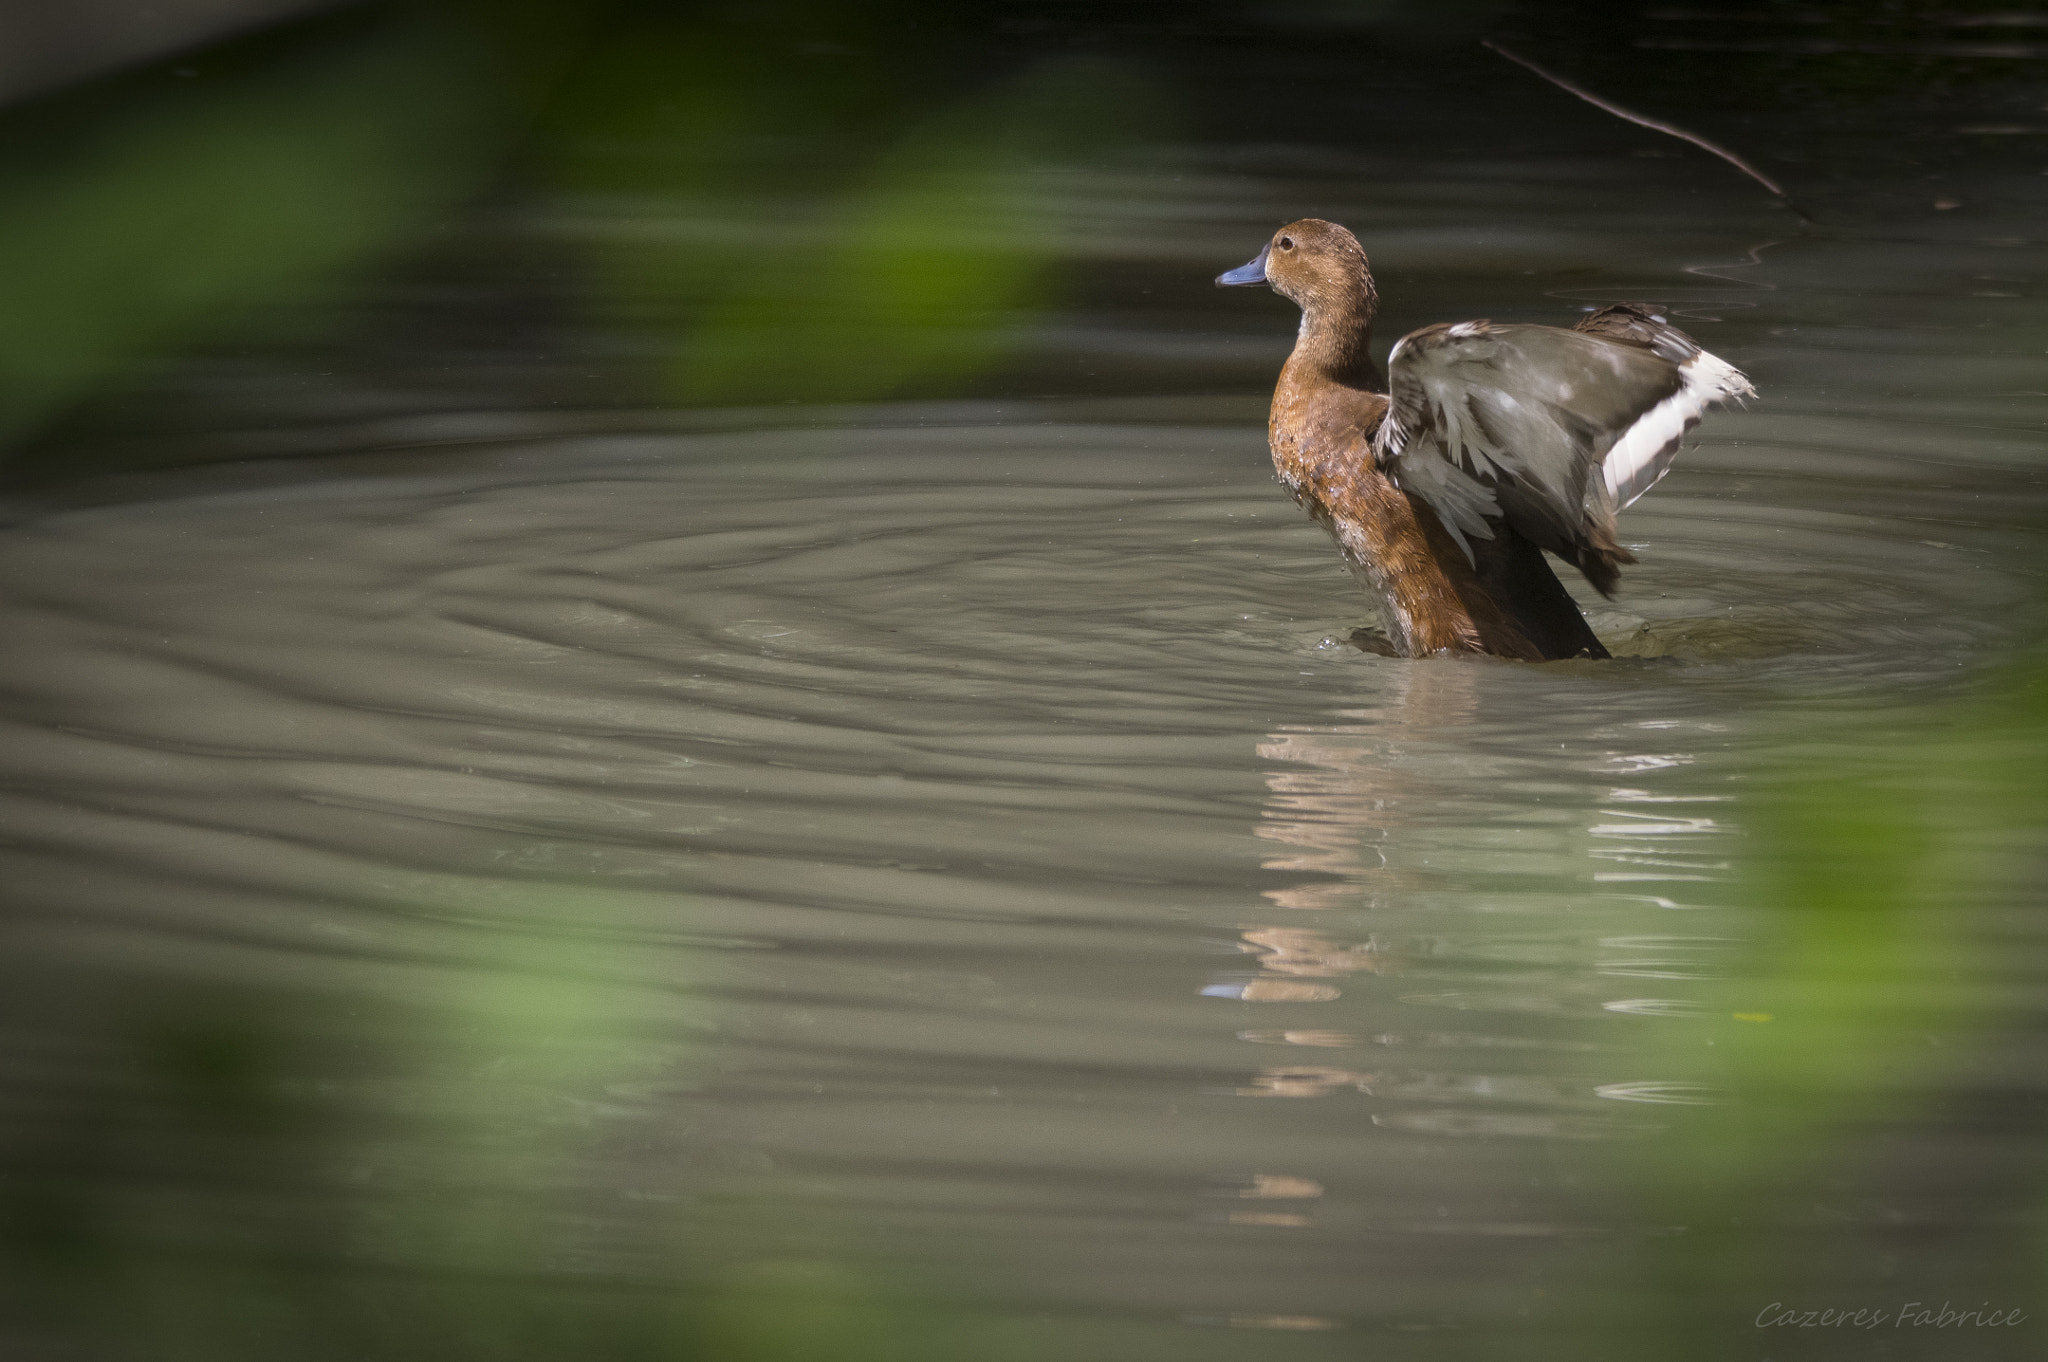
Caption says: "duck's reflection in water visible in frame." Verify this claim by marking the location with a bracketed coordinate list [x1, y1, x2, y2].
[1218, 657, 1731, 1124]
[1198, 1171, 1327, 1228]
[1202, 665, 1485, 1128]
[1231, 1065, 1370, 1099]
[1219, 659, 1487, 1009]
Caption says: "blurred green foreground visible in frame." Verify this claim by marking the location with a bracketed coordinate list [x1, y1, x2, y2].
[0, 0, 1163, 458]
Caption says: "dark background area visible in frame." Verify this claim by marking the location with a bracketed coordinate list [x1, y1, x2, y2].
[1, 0, 2042, 485]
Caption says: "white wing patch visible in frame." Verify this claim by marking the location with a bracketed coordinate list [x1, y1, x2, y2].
[1601, 347, 1755, 508]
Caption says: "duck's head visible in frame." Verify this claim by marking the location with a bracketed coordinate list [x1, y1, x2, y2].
[1216, 218, 1377, 324]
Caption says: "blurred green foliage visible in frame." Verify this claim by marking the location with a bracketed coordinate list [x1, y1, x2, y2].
[1535, 657, 2048, 1358]
[654, 57, 1160, 404]
[0, 0, 1168, 452]
[0, 8, 521, 447]
[0, 878, 990, 1362]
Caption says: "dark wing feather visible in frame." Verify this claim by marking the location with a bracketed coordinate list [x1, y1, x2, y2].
[1373, 316, 1753, 596]
[1572, 302, 1699, 361]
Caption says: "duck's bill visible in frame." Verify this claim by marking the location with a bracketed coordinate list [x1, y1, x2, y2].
[1215, 245, 1269, 287]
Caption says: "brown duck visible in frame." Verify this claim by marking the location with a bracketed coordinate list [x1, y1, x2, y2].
[1218, 218, 1755, 661]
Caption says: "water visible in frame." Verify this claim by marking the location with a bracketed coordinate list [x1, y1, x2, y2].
[2, 32, 2046, 1362]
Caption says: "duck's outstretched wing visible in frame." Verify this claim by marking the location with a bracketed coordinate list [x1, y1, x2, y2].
[1373, 305, 1754, 595]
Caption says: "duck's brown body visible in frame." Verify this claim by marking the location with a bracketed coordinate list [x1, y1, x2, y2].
[1237, 219, 1609, 661]
[1269, 366, 1598, 660]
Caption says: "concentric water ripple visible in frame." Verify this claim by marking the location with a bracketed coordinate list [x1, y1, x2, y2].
[0, 380, 2038, 1342]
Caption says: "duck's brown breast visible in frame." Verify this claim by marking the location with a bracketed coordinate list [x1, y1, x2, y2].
[1268, 378, 1549, 660]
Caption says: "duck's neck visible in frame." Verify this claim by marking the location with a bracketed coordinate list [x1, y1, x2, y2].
[1280, 280, 1384, 395]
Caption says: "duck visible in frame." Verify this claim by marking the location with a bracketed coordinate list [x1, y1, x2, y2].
[1217, 218, 1755, 661]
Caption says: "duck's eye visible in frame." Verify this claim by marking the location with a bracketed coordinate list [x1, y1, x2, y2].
[1278, 237, 1295, 251]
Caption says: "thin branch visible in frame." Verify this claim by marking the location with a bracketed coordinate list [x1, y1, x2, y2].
[1481, 39, 1815, 223]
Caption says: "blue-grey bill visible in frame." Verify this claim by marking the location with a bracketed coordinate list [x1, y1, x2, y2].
[1215, 244, 1269, 287]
